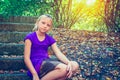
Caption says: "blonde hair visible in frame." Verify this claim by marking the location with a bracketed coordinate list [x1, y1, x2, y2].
[32, 14, 53, 31]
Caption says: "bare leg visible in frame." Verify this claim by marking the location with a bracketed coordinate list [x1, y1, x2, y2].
[41, 63, 67, 80]
[70, 61, 79, 74]
[57, 77, 66, 80]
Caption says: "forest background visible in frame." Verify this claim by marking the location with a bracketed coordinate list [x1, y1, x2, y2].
[0, 0, 120, 33]
[0, 0, 120, 79]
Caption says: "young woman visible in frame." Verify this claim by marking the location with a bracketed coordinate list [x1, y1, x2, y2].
[24, 14, 79, 80]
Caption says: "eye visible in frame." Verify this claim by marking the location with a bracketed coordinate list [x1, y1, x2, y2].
[41, 21, 45, 24]
[47, 24, 51, 27]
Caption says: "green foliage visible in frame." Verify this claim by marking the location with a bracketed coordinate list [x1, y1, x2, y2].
[72, 17, 108, 32]
[0, 0, 119, 32]
[0, 0, 53, 18]
[52, 0, 87, 29]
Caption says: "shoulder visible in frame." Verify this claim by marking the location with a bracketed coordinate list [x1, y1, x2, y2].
[24, 32, 36, 42]
[26, 32, 35, 37]
[46, 34, 54, 39]
[45, 34, 56, 41]
[45, 34, 56, 46]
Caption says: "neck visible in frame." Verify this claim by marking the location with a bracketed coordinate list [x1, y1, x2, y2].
[36, 31, 45, 36]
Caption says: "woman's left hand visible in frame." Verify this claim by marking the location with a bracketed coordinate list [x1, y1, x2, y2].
[66, 61, 73, 78]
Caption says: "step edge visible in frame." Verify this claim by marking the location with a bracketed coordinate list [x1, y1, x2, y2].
[0, 22, 34, 25]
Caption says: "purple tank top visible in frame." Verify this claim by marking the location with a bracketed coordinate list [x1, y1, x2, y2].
[24, 32, 56, 77]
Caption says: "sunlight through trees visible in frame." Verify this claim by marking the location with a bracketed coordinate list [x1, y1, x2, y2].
[0, 0, 119, 32]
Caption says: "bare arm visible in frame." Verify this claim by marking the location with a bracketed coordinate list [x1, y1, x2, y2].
[24, 39, 39, 80]
[51, 43, 70, 64]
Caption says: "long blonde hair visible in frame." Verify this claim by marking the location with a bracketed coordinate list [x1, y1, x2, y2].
[32, 14, 53, 31]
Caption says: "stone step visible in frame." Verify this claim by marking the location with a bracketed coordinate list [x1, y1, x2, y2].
[0, 32, 29, 43]
[0, 22, 34, 32]
[0, 57, 27, 70]
[0, 72, 30, 80]
[0, 72, 80, 80]
[0, 55, 57, 70]
[0, 73, 81, 80]
[0, 42, 58, 56]
[0, 43, 24, 55]
[0, 16, 37, 23]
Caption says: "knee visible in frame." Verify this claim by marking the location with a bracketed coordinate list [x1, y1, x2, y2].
[71, 61, 79, 72]
[56, 63, 67, 74]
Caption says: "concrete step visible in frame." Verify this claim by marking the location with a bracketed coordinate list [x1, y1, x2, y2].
[0, 22, 34, 32]
[0, 56, 27, 70]
[0, 43, 24, 55]
[0, 55, 58, 71]
[0, 73, 80, 80]
[0, 32, 29, 43]
[0, 16, 37, 23]
[0, 72, 81, 80]
[0, 72, 30, 80]
[0, 42, 58, 56]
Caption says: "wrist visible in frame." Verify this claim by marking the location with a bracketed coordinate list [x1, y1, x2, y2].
[32, 72, 37, 76]
[67, 61, 71, 64]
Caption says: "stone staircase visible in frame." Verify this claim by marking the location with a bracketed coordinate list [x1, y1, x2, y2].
[0, 16, 37, 80]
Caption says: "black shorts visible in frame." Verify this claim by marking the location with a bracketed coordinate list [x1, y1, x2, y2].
[39, 58, 61, 78]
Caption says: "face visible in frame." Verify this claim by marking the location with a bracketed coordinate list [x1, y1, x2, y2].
[37, 17, 52, 33]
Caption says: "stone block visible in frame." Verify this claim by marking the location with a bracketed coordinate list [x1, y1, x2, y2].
[0, 32, 28, 43]
[0, 43, 24, 55]
[0, 23, 34, 32]
[0, 57, 27, 70]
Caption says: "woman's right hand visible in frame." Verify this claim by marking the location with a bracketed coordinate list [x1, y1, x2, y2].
[33, 74, 40, 80]
[66, 61, 73, 78]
